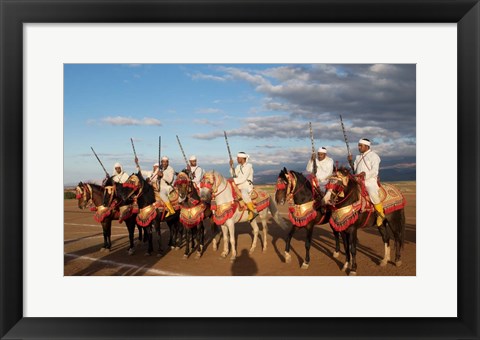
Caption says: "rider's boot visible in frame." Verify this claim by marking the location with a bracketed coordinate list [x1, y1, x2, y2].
[247, 202, 259, 222]
[374, 203, 385, 227]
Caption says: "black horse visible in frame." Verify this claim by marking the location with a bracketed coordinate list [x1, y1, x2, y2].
[75, 181, 143, 253]
[275, 168, 340, 269]
[322, 167, 406, 274]
[174, 171, 214, 259]
[121, 172, 182, 256]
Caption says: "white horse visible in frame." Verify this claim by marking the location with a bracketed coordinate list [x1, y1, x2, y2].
[199, 170, 288, 261]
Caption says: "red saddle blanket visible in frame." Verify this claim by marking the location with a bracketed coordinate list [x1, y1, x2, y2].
[330, 183, 406, 232]
[225, 179, 270, 213]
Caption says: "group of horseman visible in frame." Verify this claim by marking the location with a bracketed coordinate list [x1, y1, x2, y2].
[108, 135, 385, 228]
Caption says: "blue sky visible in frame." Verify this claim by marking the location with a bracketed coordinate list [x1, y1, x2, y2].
[64, 64, 416, 185]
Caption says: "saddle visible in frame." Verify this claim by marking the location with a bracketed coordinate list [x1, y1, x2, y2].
[180, 203, 206, 229]
[226, 179, 270, 213]
[330, 182, 406, 232]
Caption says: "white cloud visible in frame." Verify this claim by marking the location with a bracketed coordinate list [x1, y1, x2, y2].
[102, 116, 162, 126]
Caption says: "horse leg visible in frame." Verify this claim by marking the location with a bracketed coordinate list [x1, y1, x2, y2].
[211, 223, 221, 251]
[145, 225, 153, 256]
[100, 222, 109, 251]
[349, 228, 358, 275]
[341, 231, 350, 272]
[302, 223, 314, 269]
[261, 213, 269, 253]
[249, 220, 260, 254]
[377, 223, 391, 266]
[284, 225, 295, 264]
[330, 225, 340, 258]
[127, 219, 136, 255]
[103, 220, 112, 252]
[220, 224, 229, 258]
[183, 227, 190, 259]
[195, 223, 204, 259]
[226, 219, 236, 262]
[155, 217, 164, 257]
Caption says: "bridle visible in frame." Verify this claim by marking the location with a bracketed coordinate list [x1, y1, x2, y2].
[76, 183, 95, 209]
[325, 172, 356, 207]
[199, 171, 228, 199]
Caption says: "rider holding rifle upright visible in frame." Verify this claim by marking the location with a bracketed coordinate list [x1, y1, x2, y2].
[347, 138, 385, 227]
[306, 147, 334, 194]
[158, 156, 176, 217]
[229, 152, 258, 222]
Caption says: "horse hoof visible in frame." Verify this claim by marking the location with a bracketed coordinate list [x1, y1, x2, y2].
[183, 254, 188, 260]
[230, 257, 236, 263]
[262, 248, 267, 254]
[220, 252, 228, 259]
[195, 252, 202, 259]
[301, 262, 309, 270]
[249, 248, 255, 254]
[156, 253, 163, 258]
[342, 262, 349, 271]
[128, 249, 135, 256]
[350, 271, 357, 276]
[285, 252, 291, 264]
[333, 251, 340, 258]
[380, 260, 388, 267]
[175, 247, 180, 251]
[100, 247, 106, 252]
[395, 260, 402, 267]
[144, 252, 152, 256]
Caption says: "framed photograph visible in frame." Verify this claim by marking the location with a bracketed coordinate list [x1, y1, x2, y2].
[1, 0, 478, 339]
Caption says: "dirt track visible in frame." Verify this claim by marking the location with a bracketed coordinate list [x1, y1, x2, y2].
[64, 182, 416, 276]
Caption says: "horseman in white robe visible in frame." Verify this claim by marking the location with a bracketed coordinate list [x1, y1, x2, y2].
[112, 162, 129, 184]
[229, 152, 258, 221]
[348, 138, 385, 226]
[187, 155, 204, 188]
[134, 157, 161, 193]
[157, 156, 176, 217]
[306, 146, 334, 193]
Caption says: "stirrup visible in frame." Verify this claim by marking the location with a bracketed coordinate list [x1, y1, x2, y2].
[249, 211, 259, 222]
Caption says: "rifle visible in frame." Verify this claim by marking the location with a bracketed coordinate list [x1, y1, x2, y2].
[339, 115, 354, 171]
[90, 146, 109, 178]
[176, 135, 192, 179]
[224, 131, 236, 178]
[309, 122, 318, 175]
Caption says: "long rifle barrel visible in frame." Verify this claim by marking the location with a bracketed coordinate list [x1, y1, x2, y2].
[339, 114, 351, 156]
[224, 131, 236, 178]
[309, 122, 318, 175]
[130, 138, 138, 159]
[90, 146, 109, 177]
[176, 135, 189, 167]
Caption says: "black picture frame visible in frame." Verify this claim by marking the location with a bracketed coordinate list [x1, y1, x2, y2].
[1, 1, 479, 339]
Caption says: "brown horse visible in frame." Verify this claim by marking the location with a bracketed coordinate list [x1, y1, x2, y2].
[75, 180, 141, 254]
[322, 167, 406, 274]
[174, 171, 214, 259]
[274, 168, 340, 269]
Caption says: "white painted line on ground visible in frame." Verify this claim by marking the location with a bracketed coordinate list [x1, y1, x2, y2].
[65, 222, 125, 229]
[64, 253, 185, 276]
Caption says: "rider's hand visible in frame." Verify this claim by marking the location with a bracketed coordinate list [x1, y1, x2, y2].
[229, 159, 234, 167]
[311, 153, 316, 161]
[347, 154, 353, 162]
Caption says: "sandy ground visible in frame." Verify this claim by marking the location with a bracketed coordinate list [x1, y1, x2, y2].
[64, 182, 415, 276]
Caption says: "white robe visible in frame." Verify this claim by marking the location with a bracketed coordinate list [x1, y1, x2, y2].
[353, 149, 381, 204]
[230, 162, 254, 203]
[306, 156, 334, 190]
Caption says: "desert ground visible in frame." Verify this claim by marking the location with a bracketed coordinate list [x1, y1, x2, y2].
[64, 182, 415, 276]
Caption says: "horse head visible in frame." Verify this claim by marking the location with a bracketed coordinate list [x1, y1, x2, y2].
[323, 167, 354, 206]
[275, 167, 291, 205]
[174, 171, 191, 201]
[75, 182, 90, 209]
[199, 170, 222, 203]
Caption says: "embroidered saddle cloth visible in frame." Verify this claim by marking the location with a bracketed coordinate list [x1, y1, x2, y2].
[330, 182, 406, 231]
[180, 203, 206, 228]
[226, 179, 270, 212]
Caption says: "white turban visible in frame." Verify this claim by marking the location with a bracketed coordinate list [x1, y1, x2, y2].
[318, 147, 327, 154]
[161, 156, 169, 161]
[358, 139, 371, 146]
[189, 155, 197, 161]
[114, 162, 122, 168]
[237, 152, 249, 159]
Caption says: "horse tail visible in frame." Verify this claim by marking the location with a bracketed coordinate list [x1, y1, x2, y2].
[399, 209, 406, 249]
[268, 195, 289, 230]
